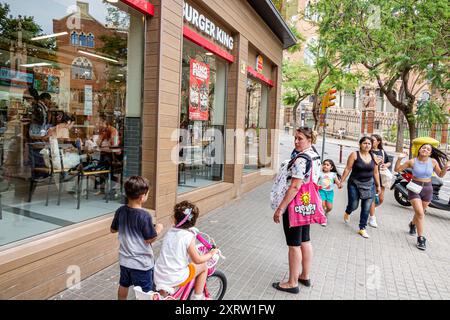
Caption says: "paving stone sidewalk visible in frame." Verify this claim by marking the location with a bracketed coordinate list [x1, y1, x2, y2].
[51, 179, 450, 300]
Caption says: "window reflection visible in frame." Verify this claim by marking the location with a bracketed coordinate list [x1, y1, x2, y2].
[0, 0, 143, 247]
[178, 40, 227, 194]
[244, 78, 269, 172]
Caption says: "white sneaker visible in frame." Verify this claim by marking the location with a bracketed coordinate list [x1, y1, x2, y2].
[191, 293, 205, 300]
[321, 222, 327, 227]
[369, 216, 378, 228]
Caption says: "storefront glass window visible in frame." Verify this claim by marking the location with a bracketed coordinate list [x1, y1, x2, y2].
[178, 40, 227, 194]
[244, 78, 269, 173]
[0, 0, 144, 247]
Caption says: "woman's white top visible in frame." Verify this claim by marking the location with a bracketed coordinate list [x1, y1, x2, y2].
[154, 227, 195, 292]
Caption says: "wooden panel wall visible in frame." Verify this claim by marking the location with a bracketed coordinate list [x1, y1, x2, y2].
[201, 0, 283, 66]
[142, 0, 185, 215]
[223, 34, 248, 197]
[142, 1, 162, 209]
[0, 216, 118, 300]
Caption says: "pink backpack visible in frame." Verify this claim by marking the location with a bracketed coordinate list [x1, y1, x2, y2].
[287, 155, 327, 227]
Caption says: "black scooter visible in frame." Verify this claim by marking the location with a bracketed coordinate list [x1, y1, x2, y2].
[391, 168, 450, 211]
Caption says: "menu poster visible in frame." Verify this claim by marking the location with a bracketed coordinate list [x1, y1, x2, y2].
[34, 73, 60, 93]
[84, 85, 93, 116]
[189, 59, 210, 121]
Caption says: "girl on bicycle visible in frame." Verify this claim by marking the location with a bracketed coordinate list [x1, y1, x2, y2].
[154, 201, 219, 300]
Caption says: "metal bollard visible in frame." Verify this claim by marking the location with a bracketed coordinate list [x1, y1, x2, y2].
[339, 145, 343, 163]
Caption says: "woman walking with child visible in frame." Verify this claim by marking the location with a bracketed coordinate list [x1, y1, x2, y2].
[340, 137, 381, 238]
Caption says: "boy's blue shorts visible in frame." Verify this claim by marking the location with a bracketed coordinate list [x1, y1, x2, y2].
[119, 265, 154, 292]
[319, 189, 334, 204]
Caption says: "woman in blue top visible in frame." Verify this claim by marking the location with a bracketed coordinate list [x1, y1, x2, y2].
[395, 144, 450, 251]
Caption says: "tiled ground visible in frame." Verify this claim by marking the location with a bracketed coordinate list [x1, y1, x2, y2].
[51, 180, 450, 300]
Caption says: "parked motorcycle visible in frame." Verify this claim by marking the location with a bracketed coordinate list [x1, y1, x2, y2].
[391, 168, 450, 211]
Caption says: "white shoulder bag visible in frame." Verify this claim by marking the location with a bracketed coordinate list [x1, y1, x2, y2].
[406, 181, 423, 194]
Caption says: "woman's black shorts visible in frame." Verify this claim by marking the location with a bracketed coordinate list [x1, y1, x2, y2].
[282, 209, 311, 246]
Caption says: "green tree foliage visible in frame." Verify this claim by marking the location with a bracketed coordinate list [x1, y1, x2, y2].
[312, 0, 449, 141]
[282, 60, 315, 126]
[282, 29, 360, 128]
[416, 100, 449, 130]
[0, 3, 56, 61]
[272, 0, 284, 13]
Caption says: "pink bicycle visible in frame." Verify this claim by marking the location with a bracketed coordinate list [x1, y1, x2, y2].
[134, 228, 227, 300]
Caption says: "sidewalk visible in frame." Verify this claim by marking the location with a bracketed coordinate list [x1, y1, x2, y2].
[318, 136, 398, 153]
[50, 180, 450, 300]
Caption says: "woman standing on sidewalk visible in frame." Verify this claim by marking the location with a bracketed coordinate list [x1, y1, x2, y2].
[340, 137, 381, 238]
[395, 144, 450, 250]
[272, 127, 321, 294]
[368, 134, 392, 228]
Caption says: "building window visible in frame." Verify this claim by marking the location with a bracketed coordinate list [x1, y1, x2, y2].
[376, 88, 384, 112]
[244, 78, 269, 173]
[70, 31, 79, 45]
[304, 1, 319, 22]
[178, 40, 228, 194]
[386, 90, 396, 112]
[79, 32, 87, 46]
[304, 37, 317, 66]
[0, 0, 144, 248]
[87, 33, 95, 47]
[72, 57, 93, 80]
[418, 91, 431, 106]
[343, 91, 356, 109]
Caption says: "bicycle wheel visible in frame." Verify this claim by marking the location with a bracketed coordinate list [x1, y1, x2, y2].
[205, 270, 227, 300]
[188, 270, 227, 300]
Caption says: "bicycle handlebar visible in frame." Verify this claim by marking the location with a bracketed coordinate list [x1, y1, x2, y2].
[196, 233, 213, 250]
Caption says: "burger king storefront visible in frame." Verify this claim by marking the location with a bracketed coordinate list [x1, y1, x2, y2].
[0, 0, 295, 299]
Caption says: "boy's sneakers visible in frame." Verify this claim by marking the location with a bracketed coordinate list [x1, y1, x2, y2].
[358, 229, 370, 238]
[417, 236, 426, 250]
[409, 222, 417, 235]
[344, 213, 351, 224]
[368, 216, 378, 228]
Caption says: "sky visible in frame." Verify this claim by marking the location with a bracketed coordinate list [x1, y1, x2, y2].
[4, 0, 112, 34]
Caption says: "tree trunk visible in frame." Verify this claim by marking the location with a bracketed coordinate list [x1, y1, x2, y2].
[395, 84, 406, 153]
[312, 79, 324, 130]
[405, 110, 417, 157]
[396, 110, 405, 153]
[292, 100, 301, 129]
[312, 97, 320, 131]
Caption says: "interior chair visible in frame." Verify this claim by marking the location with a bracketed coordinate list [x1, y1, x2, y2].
[75, 150, 111, 210]
[27, 142, 63, 206]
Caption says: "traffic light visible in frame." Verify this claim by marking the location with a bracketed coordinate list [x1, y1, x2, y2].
[321, 88, 337, 114]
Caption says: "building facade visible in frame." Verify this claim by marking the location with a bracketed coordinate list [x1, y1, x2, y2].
[0, 0, 295, 299]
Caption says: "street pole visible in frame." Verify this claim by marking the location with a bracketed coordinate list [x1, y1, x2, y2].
[321, 108, 327, 161]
